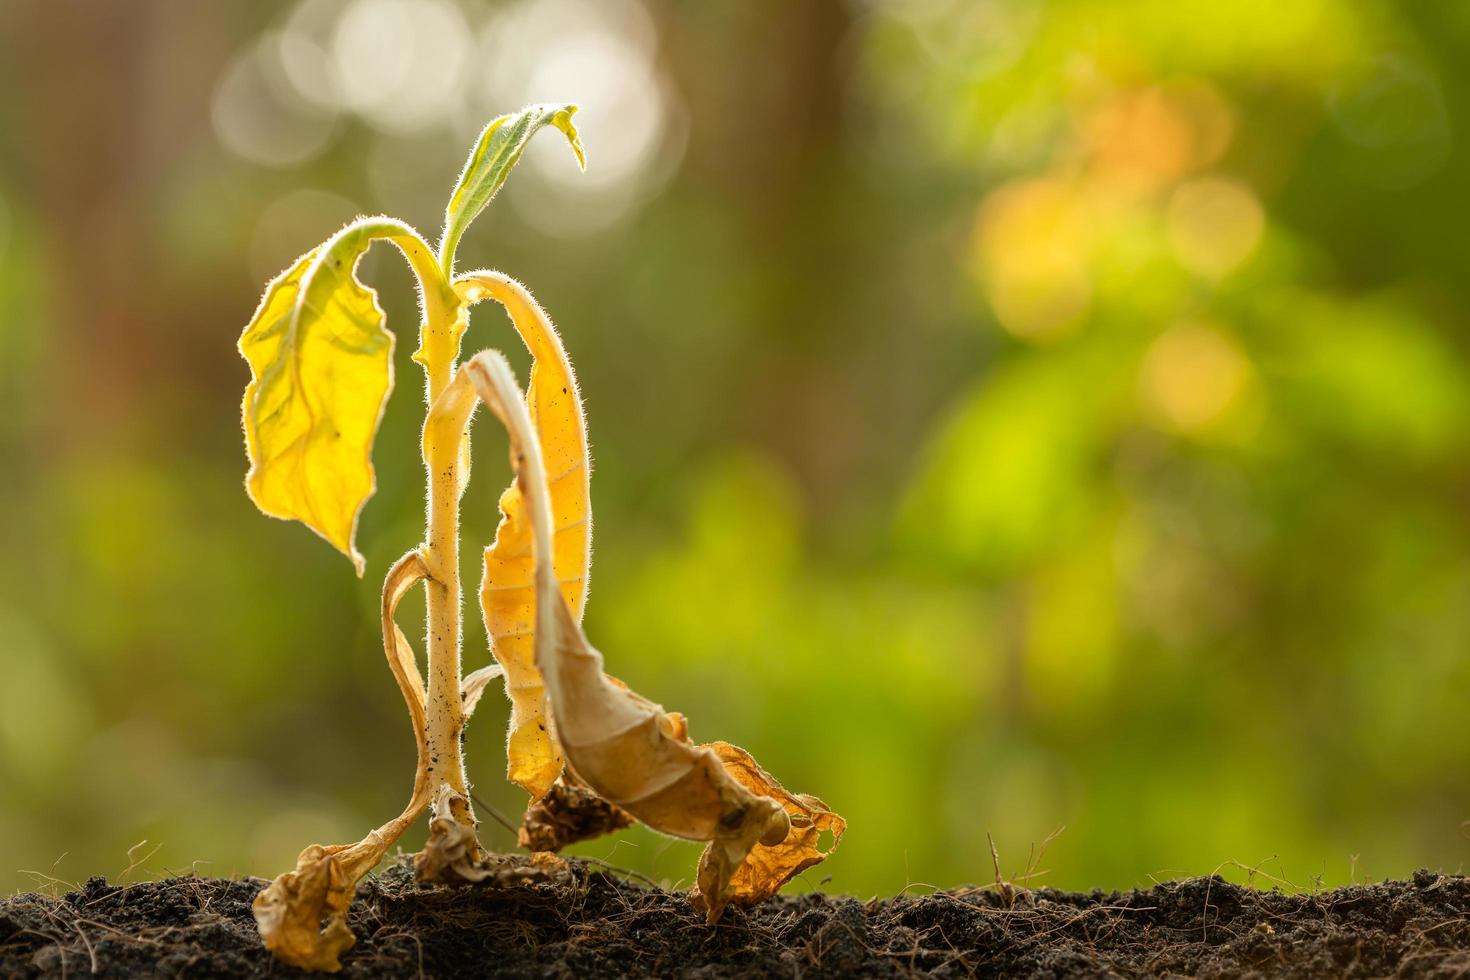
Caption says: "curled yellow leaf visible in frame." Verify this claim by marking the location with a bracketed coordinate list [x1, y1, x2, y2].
[458, 272, 590, 801]
[239, 218, 452, 574]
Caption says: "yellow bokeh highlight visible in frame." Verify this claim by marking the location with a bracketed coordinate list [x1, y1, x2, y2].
[1140, 321, 1254, 435]
[1166, 176, 1265, 278]
[972, 177, 1093, 342]
[972, 79, 1243, 345]
[1086, 81, 1235, 193]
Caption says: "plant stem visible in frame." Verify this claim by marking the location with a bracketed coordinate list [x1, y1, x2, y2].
[418, 290, 476, 833]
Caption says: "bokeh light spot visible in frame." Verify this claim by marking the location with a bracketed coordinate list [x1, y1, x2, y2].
[277, 0, 345, 112]
[1140, 322, 1253, 435]
[1166, 176, 1265, 279]
[331, 0, 470, 133]
[973, 177, 1092, 342]
[212, 35, 338, 168]
[1087, 82, 1235, 192]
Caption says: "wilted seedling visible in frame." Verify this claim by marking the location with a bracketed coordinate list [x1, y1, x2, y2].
[237, 106, 844, 971]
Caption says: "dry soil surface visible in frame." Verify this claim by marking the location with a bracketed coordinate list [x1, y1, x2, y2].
[3, 860, 1470, 978]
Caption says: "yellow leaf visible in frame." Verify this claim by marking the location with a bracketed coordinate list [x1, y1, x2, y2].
[458, 272, 590, 800]
[239, 218, 451, 574]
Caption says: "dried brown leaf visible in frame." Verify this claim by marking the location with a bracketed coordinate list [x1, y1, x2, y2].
[252, 844, 360, 972]
[252, 552, 434, 971]
[459, 663, 505, 719]
[518, 774, 635, 853]
[702, 742, 846, 907]
[462, 350, 840, 923]
[415, 784, 494, 883]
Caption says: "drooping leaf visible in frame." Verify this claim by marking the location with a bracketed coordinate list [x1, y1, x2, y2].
[252, 551, 435, 972]
[239, 217, 450, 574]
[381, 552, 431, 765]
[459, 272, 591, 800]
[461, 350, 840, 923]
[539, 593, 791, 921]
[438, 105, 585, 274]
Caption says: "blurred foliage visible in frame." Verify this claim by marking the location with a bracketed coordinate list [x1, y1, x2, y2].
[2, 0, 1470, 898]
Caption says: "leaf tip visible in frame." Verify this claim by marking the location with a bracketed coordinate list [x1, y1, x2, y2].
[328, 510, 370, 577]
[551, 104, 587, 172]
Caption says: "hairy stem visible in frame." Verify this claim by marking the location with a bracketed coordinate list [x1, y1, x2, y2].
[421, 362, 479, 833]
[396, 232, 469, 827]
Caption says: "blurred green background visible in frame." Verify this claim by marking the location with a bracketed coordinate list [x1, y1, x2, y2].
[3, 0, 1470, 899]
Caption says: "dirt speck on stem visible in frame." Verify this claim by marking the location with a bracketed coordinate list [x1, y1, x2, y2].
[3, 859, 1469, 978]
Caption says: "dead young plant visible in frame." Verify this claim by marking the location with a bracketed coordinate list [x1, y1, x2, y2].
[236, 105, 844, 971]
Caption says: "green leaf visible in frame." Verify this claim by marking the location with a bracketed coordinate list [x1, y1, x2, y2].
[239, 217, 449, 574]
[439, 104, 585, 273]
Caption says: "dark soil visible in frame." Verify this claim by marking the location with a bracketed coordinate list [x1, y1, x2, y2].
[4, 860, 1469, 978]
